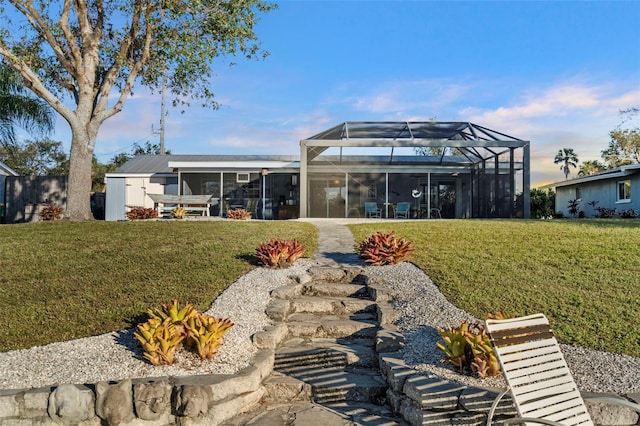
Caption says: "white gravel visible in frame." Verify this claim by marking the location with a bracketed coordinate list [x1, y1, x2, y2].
[1, 259, 638, 396]
[0, 260, 313, 390]
[364, 262, 640, 395]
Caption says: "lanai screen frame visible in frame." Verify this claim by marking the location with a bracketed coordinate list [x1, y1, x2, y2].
[299, 121, 531, 219]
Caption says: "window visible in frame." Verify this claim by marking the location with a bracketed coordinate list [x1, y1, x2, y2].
[236, 173, 250, 183]
[575, 187, 582, 201]
[617, 180, 631, 202]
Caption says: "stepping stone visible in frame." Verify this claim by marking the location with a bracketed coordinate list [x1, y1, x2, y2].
[310, 370, 388, 405]
[302, 283, 369, 298]
[263, 263, 406, 425]
[318, 319, 378, 338]
[290, 296, 376, 315]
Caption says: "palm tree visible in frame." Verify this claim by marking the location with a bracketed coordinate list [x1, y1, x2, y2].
[577, 160, 604, 177]
[0, 62, 55, 147]
[554, 148, 579, 179]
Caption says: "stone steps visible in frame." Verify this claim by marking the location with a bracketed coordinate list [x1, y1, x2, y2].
[289, 295, 376, 315]
[266, 265, 405, 423]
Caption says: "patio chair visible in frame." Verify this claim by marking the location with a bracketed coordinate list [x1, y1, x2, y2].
[364, 202, 381, 218]
[394, 202, 411, 218]
[485, 313, 640, 426]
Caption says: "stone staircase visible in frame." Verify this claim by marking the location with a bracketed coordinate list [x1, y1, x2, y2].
[260, 265, 408, 425]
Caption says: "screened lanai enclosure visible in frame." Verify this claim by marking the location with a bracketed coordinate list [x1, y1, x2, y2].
[105, 121, 530, 220]
[299, 121, 530, 219]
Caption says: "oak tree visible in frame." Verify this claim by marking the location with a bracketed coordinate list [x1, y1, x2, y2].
[0, 0, 274, 219]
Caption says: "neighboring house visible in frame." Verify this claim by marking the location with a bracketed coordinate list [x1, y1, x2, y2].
[551, 164, 640, 217]
[105, 121, 531, 221]
[0, 161, 18, 221]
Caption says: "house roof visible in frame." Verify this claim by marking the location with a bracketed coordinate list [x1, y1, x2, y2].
[550, 164, 640, 188]
[0, 161, 18, 176]
[112, 154, 300, 174]
[110, 122, 529, 176]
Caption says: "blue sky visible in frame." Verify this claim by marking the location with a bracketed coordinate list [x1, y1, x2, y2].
[55, 0, 639, 185]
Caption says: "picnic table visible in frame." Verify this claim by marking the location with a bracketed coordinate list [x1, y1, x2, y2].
[146, 194, 217, 216]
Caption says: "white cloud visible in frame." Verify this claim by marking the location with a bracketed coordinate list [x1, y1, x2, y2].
[335, 79, 472, 118]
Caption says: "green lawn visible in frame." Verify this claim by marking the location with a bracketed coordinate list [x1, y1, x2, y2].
[0, 220, 317, 352]
[2, 219, 639, 358]
[349, 219, 640, 357]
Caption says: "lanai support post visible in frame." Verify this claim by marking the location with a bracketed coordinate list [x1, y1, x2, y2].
[510, 148, 515, 218]
[299, 142, 308, 218]
[523, 142, 531, 219]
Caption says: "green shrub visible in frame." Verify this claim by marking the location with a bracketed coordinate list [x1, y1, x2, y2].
[530, 188, 555, 219]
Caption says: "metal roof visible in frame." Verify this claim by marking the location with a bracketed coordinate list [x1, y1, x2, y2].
[307, 121, 525, 143]
[114, 154, 300, 174]
[0, 160, 18, 176]
[302, 121, 528, 163]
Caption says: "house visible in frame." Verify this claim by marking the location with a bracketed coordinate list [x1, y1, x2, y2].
[105, 121, 531, 220]
[0, 161, 18, 221]
[551, 164, 640, 217]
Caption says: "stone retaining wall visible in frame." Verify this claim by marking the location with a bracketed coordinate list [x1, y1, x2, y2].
[0, 348, 273, 426]
[1, 269, 638, 426]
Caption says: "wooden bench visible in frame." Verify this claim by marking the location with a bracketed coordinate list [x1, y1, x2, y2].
[146, 194, 216, 216]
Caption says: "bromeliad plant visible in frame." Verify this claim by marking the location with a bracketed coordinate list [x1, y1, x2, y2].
[40, 203, 64, 221]
[185, 315, 234, 360]
[134, 299, 234, 366]
[171, 207, 187, 219]
[126, 207, 158, 220]
[255, 239, 305, 268]
[227, 208, 251, 220]
[356, 231, 414, 266]
[436, 311, 509, 379]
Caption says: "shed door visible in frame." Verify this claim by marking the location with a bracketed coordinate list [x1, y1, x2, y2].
[105, 178, 126, 221]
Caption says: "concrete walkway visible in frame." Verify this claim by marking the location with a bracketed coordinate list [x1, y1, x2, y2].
[304, 219, 365, 267]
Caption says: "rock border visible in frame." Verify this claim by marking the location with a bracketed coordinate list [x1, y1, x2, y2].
[1, 268, 638, 426]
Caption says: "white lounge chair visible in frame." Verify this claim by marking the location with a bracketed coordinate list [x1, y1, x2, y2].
[485, 313, 640, 426]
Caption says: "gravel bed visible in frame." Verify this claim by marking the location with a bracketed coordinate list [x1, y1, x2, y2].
[0, 260, 313, 390]
[364, 262, 640, 394]
[1, 259, 638, 395]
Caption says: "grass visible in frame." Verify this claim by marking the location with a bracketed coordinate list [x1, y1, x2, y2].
[0, 220, 317, 352]
[349, 219, 640, 357]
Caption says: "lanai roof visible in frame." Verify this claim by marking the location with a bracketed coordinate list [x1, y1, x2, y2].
[301, 121, 528, 163]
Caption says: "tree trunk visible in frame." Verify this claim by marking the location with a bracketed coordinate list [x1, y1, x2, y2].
[65, 129, 95, 221]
